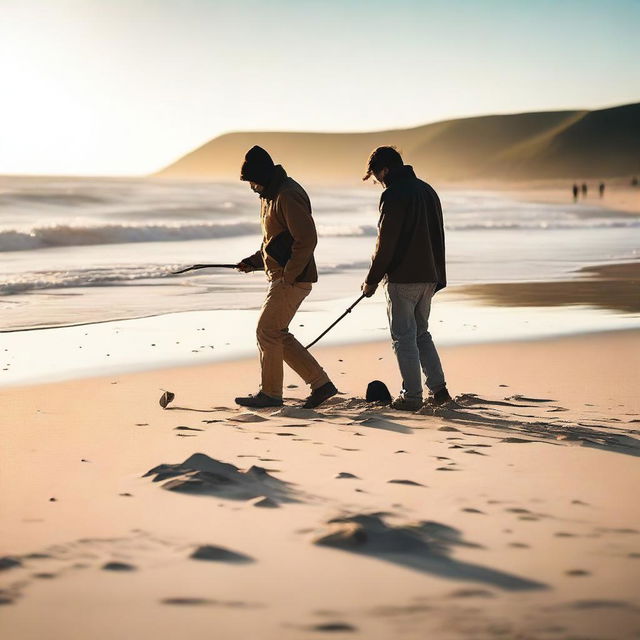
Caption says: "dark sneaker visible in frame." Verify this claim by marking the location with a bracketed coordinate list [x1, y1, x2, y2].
[390, 396, 423, 411]
[303, 381, 338, 409]
[424, 387, 452, 407]
[235, 391, 283, 408]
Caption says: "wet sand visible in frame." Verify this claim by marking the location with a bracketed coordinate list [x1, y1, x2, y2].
[456, 261, 640, 314]
[483, 181, 640, 215]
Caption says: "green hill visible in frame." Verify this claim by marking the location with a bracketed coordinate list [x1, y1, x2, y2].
[156, 102, 640, 183]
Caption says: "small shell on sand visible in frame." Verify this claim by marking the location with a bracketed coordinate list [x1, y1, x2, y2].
[159, 391, 175, 409]
[190, 545, 253, 563]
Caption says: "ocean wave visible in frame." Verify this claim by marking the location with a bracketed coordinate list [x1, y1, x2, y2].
[0, 221, 262, 252]
[0, 221, 381, 252]
[0, 259, 370, 296]
[0, 266, 179, 295]
[445, 219, 640, 231]
[1, 215, 638, 253]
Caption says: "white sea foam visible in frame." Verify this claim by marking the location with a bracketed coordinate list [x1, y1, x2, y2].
[1, 176, 638, 332]
[0, 221, 262, 252]
[2, 216, 637, 253]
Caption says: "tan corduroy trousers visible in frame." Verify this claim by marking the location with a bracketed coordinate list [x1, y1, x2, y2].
[257, 280, 329, 398]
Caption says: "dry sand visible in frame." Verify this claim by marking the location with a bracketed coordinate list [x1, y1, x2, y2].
[1, 331, 639, 639]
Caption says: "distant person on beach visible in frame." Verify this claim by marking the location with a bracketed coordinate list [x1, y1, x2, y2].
[361, 146, 451, 411]
[234, 146, 337, 409]
[581, 183, 588, 197]
[599, 182, 605, 198]
[572, 184, 579, 202]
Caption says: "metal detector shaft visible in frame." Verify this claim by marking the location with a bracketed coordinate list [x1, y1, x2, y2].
[171, 263, 237, 275]
[305, 294, 366, 349]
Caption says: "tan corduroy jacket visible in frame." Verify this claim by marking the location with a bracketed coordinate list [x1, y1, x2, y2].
[243, 166, 318, 284]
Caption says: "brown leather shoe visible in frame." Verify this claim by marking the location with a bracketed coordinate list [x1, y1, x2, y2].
[235, 392, 283, 408]
[303, 382, 338, 409]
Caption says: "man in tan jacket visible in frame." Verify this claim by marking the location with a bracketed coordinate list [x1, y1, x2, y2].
[235, 146, 337, 409]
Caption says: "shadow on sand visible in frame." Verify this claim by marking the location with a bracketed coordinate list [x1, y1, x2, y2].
[421, 394, 640, 458]
[314, 512, 546, 591]
[144, 452, 301, 503]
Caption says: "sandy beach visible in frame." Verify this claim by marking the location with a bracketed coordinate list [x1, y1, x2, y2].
[2, 329, 639, 639]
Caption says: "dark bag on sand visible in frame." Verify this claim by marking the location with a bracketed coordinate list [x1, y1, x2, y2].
[265, 231, 293, 267]
[366, 380, 392, 403]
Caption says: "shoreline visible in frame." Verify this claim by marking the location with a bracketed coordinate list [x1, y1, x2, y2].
[487, 181, 640, 216]
[3, 326, 639, 395]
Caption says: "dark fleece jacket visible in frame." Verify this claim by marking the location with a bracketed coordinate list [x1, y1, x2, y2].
[365, 165, 446, 291]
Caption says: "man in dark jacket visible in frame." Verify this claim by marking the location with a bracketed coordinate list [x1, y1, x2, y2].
[235, 145, 337, 409]
[361, 146, 451, 411]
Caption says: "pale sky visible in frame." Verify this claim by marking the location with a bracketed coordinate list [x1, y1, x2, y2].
[0, 0, 638, 176]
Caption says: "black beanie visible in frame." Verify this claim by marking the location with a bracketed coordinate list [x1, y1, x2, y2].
[240, 146, 275, 186]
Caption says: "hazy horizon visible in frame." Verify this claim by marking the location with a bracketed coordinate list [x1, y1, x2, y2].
[1, 0, 639, 176]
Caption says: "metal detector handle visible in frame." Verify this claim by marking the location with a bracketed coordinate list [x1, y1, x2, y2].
[171, 264, 238, 275]
[305, 294, 366, 349]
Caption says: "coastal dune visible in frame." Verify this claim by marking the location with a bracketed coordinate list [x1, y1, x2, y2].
[156, 102, 640, 183]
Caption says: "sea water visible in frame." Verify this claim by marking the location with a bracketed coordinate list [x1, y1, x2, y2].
[0, 176, 638, 385]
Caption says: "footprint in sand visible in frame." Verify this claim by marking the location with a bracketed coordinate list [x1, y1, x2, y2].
[174, 426, 203, 432]
[388, 479, 425, 486]
[448, 588, 495, 598]
[461, 508, 485, 514]
[247, 496, 279, 508]
[506, 395, 554, 403]
[0, 557, 22, 570]
[566, 569, 590, 576]
[336, 472, 359, 479]
[102, 562, 136, 571]
[161, 597, 217, 606]
[228, 413, 269, 423]
[190, 545, 253, 563]
[305, 623, 357, 633]
[161, 597, 257, 607]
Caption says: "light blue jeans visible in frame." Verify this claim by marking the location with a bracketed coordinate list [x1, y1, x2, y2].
[384, 282, 446, 400]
